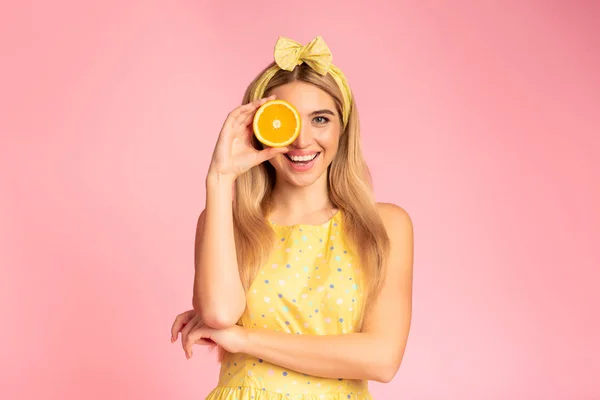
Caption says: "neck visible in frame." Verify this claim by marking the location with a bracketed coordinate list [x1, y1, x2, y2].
[269, 173, 336, 223]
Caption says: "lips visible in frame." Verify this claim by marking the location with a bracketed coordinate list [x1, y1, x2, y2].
[284, 152, 320, 171]
[285, 153, 319, 163]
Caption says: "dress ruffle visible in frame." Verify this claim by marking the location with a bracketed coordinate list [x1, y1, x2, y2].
[205, 386, 372, 400]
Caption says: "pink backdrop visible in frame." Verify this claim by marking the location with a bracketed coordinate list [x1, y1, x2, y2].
[1, 1, 599, 399]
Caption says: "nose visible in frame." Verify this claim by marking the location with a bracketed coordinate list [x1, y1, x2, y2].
[292, 119, 312, 148]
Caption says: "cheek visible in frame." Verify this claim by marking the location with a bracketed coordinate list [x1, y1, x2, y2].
[319, 131, 340, 156]
[268, 154, 286, 170]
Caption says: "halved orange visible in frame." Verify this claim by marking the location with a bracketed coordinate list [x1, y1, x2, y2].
[253, 99, 301, 147]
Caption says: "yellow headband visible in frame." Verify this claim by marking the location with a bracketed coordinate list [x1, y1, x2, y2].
[250, 36, 353, 128]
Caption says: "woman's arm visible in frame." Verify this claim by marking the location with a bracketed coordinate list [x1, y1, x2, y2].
[191, 96, 287, 330]
[192, 173, 246, 329]
[238, 203, 414, 382]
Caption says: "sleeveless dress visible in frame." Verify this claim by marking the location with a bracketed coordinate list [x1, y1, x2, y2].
[205, 210, 372, 400]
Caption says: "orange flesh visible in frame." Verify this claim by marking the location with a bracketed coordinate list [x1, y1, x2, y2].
[255, 103, 298, 144]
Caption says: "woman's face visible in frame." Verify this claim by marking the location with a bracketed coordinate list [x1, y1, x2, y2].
[266, 81, 342, 188]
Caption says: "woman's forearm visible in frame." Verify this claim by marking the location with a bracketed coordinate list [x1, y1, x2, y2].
[193, 172, 246, 328]
[242, 328, 400, 383]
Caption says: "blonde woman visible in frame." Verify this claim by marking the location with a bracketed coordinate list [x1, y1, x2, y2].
[170, 36, 414, 400]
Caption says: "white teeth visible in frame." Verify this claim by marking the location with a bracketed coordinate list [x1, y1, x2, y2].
[289, 153, 318, 162]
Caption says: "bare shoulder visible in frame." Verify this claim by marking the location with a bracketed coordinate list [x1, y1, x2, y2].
[375, 202, 414, 277]
[376, 202, 413, 239]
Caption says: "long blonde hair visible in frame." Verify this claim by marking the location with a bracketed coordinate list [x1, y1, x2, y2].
[233, 62, 390, 329]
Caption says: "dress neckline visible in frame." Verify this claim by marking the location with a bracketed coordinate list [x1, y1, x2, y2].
[269, 209, 341, 229]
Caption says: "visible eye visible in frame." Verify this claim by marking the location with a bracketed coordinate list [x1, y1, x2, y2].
[313, 116, 330, 124]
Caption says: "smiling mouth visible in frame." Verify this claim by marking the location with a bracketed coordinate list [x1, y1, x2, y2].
[285, 153, 320, 163]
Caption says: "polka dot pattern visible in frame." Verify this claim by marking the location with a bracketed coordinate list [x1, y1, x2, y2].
[205, 211, 371, 400]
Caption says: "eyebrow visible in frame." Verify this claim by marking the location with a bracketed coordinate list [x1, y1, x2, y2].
[309, 109, 336, 116]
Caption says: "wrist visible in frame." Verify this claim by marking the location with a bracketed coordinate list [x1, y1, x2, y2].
[206, 170, 235, 189]
[236, 326, 253, 354]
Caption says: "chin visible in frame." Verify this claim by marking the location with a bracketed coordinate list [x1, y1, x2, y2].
[283, 173, 323, 188]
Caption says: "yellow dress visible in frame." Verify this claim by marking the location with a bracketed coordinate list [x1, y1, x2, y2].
[205, 211, 373, 400]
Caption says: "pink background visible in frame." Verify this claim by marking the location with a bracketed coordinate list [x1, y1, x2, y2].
[1, 1, 599, 399]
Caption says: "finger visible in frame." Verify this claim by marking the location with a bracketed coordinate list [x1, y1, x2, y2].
[228, 97, 267, 121]
[235, 94, 277, 126]
[241, 94, 276, 114]
[170, 319, 179, 343]
[237, 108, 258, 129]
[180, 317, 199, 346]
[231, 95, 276, 124]
[171, 311, 195, 342]
[187, 330, 216, 358]
[182, 319, 205, 356]
[171, 315, 187, 343]
[237, 94, 277, 128]
[195, 338, 215, 346]
[256, 146, 289, 164]
[184, 327, 209, 359]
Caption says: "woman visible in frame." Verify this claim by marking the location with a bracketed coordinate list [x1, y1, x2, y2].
[170, 36, 414, 400]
